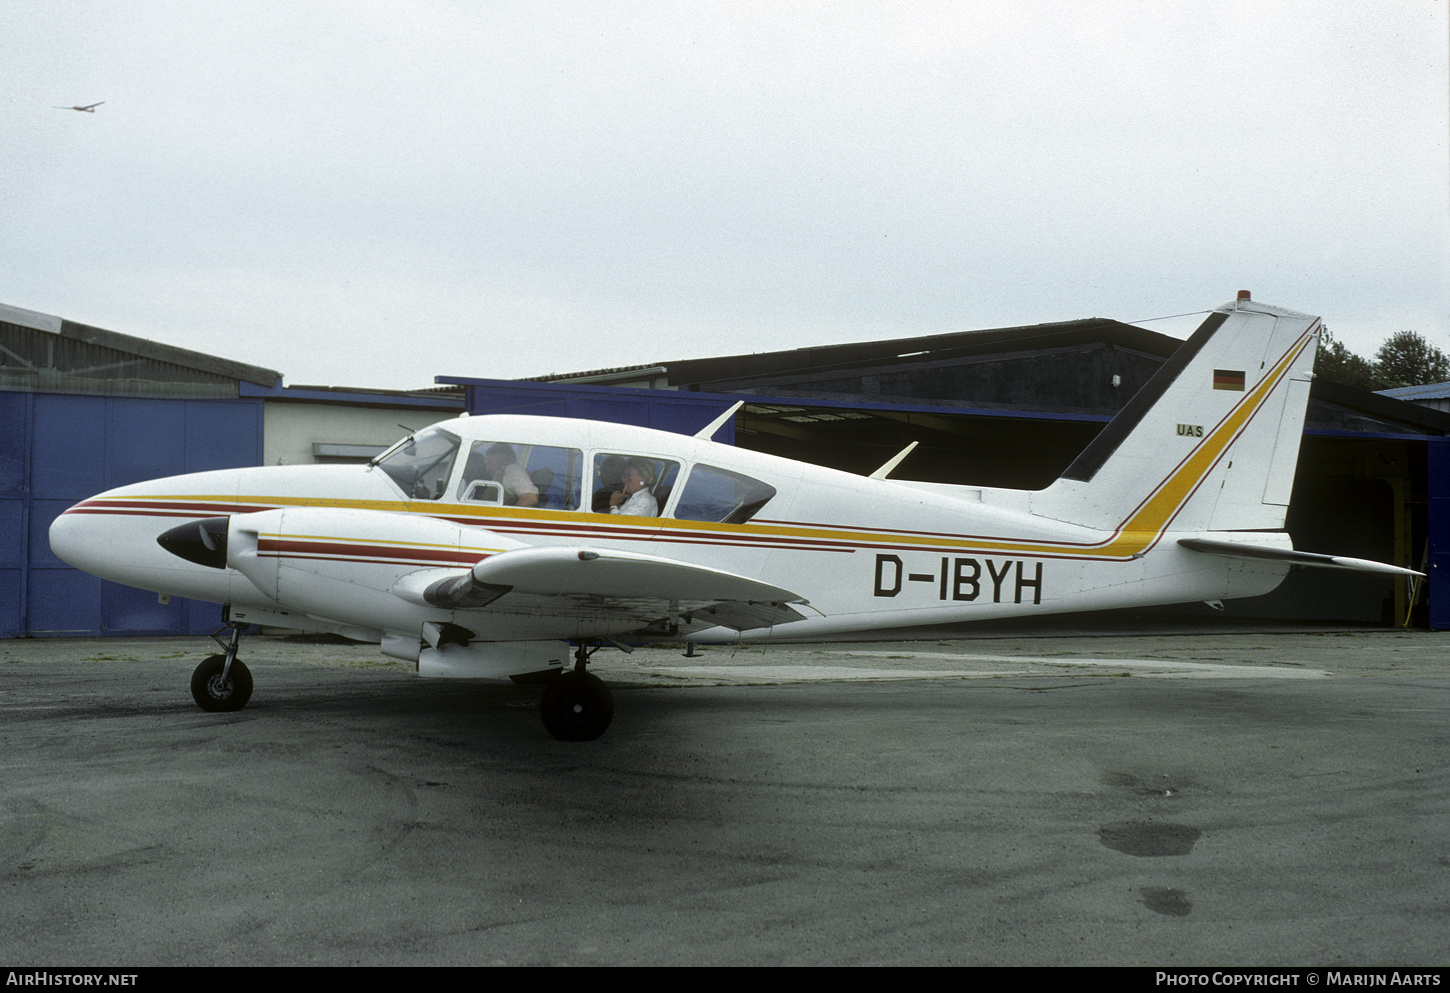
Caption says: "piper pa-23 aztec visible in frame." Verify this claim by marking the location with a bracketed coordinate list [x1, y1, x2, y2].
[50, 294, 1420, 739]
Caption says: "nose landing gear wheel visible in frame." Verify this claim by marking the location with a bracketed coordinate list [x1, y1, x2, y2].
[539, 670, 614, 741]
[191, 654, 253, 712]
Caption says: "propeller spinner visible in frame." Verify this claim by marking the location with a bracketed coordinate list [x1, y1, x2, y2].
[157, 517, 230, 569]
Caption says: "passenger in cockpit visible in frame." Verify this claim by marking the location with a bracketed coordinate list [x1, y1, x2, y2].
[608, 458, 658, 517]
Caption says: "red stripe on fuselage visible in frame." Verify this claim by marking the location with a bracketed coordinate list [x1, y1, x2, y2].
[256, 537, 484, 566]
[64, 498, 279, 517]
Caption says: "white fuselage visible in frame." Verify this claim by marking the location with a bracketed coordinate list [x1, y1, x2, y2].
[48, 412, 1286, 653]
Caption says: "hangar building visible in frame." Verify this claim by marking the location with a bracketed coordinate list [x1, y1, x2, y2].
[5, 300, 1447, 636]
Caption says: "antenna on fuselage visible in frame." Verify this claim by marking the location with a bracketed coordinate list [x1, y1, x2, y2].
[694, 401, 744, 440]
[368, 426, 419, 467]
[869, 441, 919, 480]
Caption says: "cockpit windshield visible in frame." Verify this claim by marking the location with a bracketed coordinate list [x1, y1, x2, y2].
[375, 427, 461, 500]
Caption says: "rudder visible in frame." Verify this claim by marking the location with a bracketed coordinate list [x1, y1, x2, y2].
[1029, 295, 1320, 535]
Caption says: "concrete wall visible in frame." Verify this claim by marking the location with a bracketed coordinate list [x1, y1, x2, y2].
[262, 402, 458, 466]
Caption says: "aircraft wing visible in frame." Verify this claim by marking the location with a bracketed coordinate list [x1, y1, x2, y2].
[393, 545, 808, 634]
[1178, 538, 1424, 578]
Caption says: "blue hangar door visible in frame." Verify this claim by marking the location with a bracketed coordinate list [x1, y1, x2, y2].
[2, 393, 263, 637]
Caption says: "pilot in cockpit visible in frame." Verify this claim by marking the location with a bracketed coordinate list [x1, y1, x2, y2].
[482, 443, 540, 507]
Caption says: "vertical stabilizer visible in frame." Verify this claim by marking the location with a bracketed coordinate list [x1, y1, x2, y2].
[1030, 296, 1320, 535]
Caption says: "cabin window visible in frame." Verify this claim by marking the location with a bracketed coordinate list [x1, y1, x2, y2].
[375, 427, 461, 501]
[455, 441, 582, 509]
[673, 464, 776, 524]
[591, 454, 680, 517]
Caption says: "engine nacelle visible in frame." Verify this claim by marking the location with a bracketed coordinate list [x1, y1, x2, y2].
[224, 506, 526, 635]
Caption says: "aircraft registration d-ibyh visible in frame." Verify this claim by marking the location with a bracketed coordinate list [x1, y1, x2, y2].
[50, 294, 1420, 739]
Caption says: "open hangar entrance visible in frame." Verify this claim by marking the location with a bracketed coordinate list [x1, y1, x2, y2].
[732, 398, 1441, 629]
[445, 315, 1450, 629]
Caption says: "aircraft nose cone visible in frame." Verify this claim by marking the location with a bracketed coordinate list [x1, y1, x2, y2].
[157, 517, 231, 569]
[47, 509, 94, 571]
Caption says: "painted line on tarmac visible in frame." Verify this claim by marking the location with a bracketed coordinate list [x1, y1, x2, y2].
[638, 652, 1328, 684]
[836, 651, 1329, 679]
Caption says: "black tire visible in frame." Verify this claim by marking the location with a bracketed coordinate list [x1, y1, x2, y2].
[539, 670, 614, 741]
[191, 654, 253, 712]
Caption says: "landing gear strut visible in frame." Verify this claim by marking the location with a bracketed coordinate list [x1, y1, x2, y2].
[539, 641, 615, 741]
[192, 620, 253, 712]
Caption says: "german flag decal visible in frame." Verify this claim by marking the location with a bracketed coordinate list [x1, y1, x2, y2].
[1213, 369, 1246, 391]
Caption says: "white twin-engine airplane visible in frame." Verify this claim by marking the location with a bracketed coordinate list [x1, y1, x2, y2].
[49, 296, 1420, 739]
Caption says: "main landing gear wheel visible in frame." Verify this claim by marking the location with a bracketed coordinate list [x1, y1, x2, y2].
[540, 670, 614, 741]
[191, 654, 253, 712]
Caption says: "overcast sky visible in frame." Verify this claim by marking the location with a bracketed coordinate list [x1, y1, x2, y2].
[3, 1, 1446, 391]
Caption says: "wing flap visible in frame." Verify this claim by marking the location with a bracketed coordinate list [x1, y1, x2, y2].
[690, 599, 808, 631]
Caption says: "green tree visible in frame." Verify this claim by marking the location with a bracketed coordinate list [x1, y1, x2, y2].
[1314, 328, 1377, 390]
[1372, 331, 1450, 390]
[1314, 329, 1450, 391]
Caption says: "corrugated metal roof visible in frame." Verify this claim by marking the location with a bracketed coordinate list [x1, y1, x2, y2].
[527, 317, 1175, 390]
[0, 303, 282, 398]
[531, 364, 667, 385]
[1380, 381, 1450, 401]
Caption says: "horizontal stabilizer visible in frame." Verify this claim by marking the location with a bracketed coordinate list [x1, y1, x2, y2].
[1178, 538, 1423, 578]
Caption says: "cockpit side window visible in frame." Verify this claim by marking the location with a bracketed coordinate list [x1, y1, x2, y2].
[375, 427, 461, 501]
[455, 441, 582, 509]
[592, 454, 680, 517]
[673, 464, 776, 524]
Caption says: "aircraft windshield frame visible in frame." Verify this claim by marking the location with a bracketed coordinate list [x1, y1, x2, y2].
[376, 427, 462, 500]
[369, 432, 415, 467]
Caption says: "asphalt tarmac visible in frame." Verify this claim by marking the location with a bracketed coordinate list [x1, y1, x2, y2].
[1, 628, 1446, 966]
